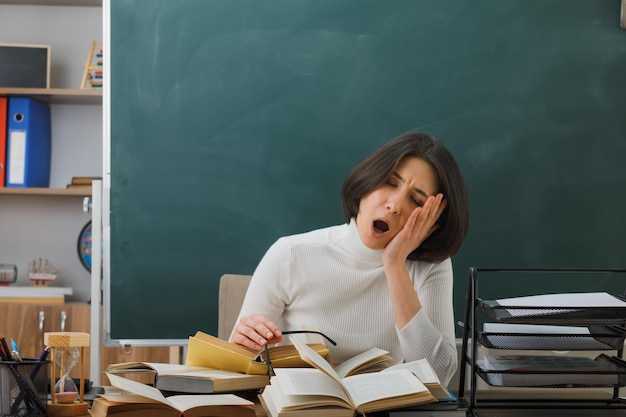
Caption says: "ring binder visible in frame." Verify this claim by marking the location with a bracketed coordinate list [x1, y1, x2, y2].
[5, 97, 51, 188]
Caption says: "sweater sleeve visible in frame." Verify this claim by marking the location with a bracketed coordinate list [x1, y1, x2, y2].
[230, 237, 292, 339]
[397, 258, 458, 386]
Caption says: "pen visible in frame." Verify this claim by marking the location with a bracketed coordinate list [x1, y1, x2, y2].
[10, 339, 22, 362]
[0, 343, 8, 361]
[0, 334, 12, 361]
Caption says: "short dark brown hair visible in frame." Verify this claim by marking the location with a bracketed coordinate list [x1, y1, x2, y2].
[341, 132, 469, 263]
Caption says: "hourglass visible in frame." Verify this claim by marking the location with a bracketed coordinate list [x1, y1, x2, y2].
[44, 332, 90, 416]
[54, 346, 80, 403]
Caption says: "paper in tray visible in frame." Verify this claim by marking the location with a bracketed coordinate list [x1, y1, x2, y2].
[476, 354, 626, 388]
[479, 323, 626, 350]
[480, 292, 626, 324]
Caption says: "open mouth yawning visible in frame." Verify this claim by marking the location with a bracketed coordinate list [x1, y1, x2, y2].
[373, 219, 389, 233]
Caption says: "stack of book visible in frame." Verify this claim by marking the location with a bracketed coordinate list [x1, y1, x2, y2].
[99, 331, 465, 417]
[106, 361, 269, 394]
[65, 176, 101, 190]
[92, 373, 256, 417]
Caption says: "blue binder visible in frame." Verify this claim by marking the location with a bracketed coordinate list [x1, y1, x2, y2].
[5, 97, 51, 187]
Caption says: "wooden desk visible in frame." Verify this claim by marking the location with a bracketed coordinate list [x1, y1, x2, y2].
[253, 395, 626, 417]
[254, 405, 626, 416]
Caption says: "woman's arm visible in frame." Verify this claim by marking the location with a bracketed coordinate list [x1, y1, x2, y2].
[229, 238, 291, 349]
[399, 260, 458, 386]
[382, 194, 446, 327]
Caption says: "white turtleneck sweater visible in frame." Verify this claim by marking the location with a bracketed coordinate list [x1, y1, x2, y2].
[234, 220, 458, 386]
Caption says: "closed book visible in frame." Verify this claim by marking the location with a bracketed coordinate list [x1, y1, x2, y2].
[106, 361, 269, 393]
[5, 97, 51, 187]
[185, 330, 330, 375]
[70, 176, 101, 185]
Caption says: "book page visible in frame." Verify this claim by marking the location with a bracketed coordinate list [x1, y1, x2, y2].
[262, 378, 354, 413]
[98, 394, 163, 404]
[166, 394, 253, 411]
[290, 336, 343, 385]
[105, 373, 168, 405]
[106, 373, 254, 413]
[343, 369, 429, 409]
[334, 347, 390, 378]
[383, 358, 439, 384]
[273, 368, 352, 405]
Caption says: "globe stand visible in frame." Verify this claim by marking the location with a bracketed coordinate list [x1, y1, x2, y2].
[44, 332, 90, 417]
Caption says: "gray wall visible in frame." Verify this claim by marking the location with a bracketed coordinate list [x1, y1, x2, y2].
[0, 4, 103, 302]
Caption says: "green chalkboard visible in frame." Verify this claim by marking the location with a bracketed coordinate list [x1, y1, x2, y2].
[108, 0, 626, 343]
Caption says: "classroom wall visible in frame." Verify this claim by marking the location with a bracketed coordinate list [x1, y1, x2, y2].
[0, 5, 103, 302]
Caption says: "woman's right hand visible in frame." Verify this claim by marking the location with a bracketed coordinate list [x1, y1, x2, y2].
[229, 314, 283, 350]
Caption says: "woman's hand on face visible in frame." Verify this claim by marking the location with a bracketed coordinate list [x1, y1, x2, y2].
[230, 314, 283, 350]
[383, 193, 447, 264]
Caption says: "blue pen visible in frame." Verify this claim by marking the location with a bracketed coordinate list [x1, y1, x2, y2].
[10, 338, 22, 361]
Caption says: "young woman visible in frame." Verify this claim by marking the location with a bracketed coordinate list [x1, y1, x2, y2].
[230, 131, 469, 386]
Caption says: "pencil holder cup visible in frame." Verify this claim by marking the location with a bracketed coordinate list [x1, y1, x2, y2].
[0, 359, 49, 417]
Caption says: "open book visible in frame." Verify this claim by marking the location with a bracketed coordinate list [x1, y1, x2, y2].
[92, 373, 255, 417]
[106, 361, 269, 393]
[258, 336, 438, 416]
[186, 331, 331, 375]
[383, 359, 453, 401]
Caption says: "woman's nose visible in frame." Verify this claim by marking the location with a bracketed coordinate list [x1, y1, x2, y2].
[385, 195, 401, 215]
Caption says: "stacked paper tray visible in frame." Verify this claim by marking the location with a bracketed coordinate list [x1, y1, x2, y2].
[476, 354, 626, 388]
[478, 323, 626, 350]
[479, 292, 626, 324]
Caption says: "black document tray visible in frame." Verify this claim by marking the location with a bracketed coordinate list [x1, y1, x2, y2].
[478, 324, 626, 350]
[477, 354, 626, 388]
[479, 294, 626, 324]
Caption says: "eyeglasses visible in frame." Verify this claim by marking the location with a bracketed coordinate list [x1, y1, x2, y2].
[261, 330, 337, 376]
